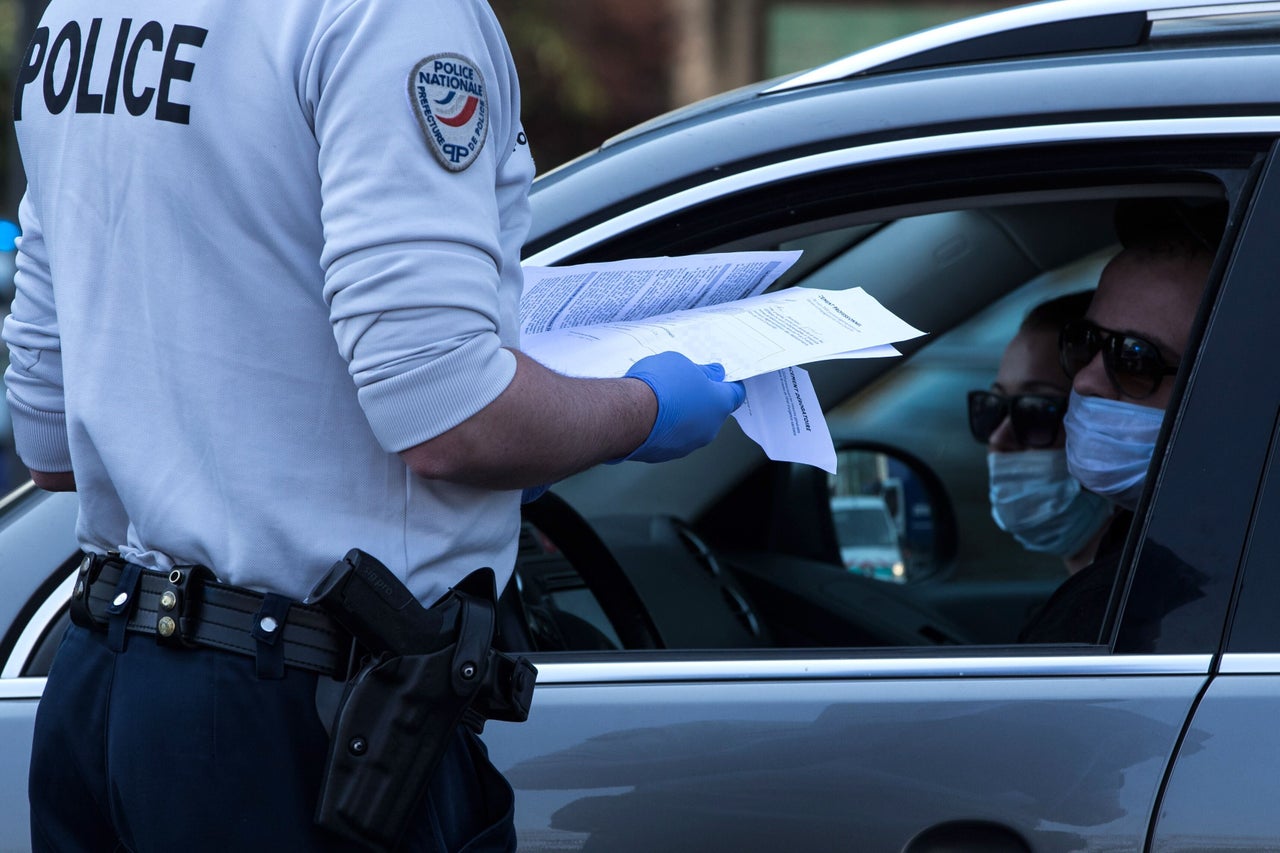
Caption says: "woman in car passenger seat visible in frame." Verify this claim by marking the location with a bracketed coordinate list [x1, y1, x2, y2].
[969, 290, 1116, 577]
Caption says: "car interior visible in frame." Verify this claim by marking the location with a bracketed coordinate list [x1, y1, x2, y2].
[505, 175, 1233, 656]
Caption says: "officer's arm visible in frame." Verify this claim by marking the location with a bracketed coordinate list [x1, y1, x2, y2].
[29, 469, 75, 491]
[400, 349, 652, 488]
[400, 349, 744, 489]
[5, 195, 75, 491]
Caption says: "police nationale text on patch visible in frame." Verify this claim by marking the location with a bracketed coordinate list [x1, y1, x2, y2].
[409, 54, 488, 172]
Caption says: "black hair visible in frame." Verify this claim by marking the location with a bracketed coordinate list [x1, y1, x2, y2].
[1114, 197, 1227, 258]
[1020, 289, 1094, 335]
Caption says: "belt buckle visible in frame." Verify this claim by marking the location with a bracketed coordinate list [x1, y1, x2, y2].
[154, 565, 213, 647]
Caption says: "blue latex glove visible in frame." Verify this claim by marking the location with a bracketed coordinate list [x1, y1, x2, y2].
[619, 352, 747, 464]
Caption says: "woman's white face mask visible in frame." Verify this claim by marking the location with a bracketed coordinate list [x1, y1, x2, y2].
[987, 448, 1113, 557]
[1063, 390, 1164, 511]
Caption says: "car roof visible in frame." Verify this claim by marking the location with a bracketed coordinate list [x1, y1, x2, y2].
[526, 0, 1280, 260]
[766, 0, 1280, 91]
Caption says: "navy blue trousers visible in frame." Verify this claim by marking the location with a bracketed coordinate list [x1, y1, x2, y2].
[30, 624, 516, 852]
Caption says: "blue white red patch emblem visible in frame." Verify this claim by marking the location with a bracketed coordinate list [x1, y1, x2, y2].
[409, 54, 488, 172]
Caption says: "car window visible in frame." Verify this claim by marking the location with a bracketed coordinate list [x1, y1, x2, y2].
[531, 148, 1255, 656]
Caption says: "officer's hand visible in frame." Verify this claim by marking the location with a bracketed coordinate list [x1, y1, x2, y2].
[619, 351, 746, 464]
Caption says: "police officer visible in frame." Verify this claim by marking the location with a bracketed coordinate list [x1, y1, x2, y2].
[4, 2, 744, 851]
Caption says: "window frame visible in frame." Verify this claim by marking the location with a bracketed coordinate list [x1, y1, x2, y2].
[535, 127, 1274, 669]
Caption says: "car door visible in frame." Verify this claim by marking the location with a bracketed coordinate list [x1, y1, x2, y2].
[476, 132, 1279, 852]
[0, 488, 81, 845]
[1145, 145, 1280, 852]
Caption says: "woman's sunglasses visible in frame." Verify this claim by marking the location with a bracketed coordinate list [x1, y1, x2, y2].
[967, 390, 1068, 448]
[1058, 319, 1179, 400]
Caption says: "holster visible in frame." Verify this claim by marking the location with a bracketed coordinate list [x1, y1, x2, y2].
[310, 552, 536, 852]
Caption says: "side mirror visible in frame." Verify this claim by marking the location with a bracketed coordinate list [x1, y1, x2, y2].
[828, 443, 957, 584]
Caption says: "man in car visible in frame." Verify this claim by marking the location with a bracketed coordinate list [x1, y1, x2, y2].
[3, 3, 744, 851]
[1020, 198, 1225, 643]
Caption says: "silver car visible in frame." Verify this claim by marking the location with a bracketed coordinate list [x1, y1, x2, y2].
[5, 0, 1280, 849]
[831, 495, 907, 582]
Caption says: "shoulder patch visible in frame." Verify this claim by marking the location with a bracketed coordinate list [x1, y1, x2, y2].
[409, 54, 489, 172]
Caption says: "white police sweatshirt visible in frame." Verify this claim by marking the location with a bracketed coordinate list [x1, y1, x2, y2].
[3, 0, 536, 604]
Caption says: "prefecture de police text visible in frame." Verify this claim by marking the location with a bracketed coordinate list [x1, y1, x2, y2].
[15, 19, 206, 126]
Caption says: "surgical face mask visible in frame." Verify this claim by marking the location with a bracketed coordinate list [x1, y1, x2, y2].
[987, 449, 1114, 557]
[1063, 390, 1165, 511]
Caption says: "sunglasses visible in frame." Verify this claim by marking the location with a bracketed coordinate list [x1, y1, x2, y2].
[1059, 319, 1179, 400]
[968, 390, 1068, 448]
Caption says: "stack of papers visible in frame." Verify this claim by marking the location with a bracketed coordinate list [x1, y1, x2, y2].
[520, 252, 925, 472]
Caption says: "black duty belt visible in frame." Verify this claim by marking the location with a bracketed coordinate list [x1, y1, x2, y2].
[69, 553, 356, 679]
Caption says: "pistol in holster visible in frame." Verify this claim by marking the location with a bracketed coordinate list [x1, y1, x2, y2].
[306, 549, 537, 852]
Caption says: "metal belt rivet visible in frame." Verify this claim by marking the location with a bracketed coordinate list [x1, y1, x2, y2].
[74, 581, 85, 599]
[460, 663, 477, 680]
[348, 737, 367, 756]
[260, 616, 279, 634]
[159, 591, 177, 611]
[157, 616, 176, 638]
[168, 569, 183, 584]
[113, 592, 129, 607]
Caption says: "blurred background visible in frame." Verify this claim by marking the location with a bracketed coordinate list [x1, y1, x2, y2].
[491, 0, 1005, 170]
[0, 0, 1014, 488]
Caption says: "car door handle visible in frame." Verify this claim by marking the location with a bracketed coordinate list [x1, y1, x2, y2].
[902, 820, 1032, 853]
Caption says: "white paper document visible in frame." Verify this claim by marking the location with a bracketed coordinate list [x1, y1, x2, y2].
[518, 253, 927, 470]
[521, 284, 925, 382]
[733, 367, 837, 473]
[521, 251, 800, 337]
